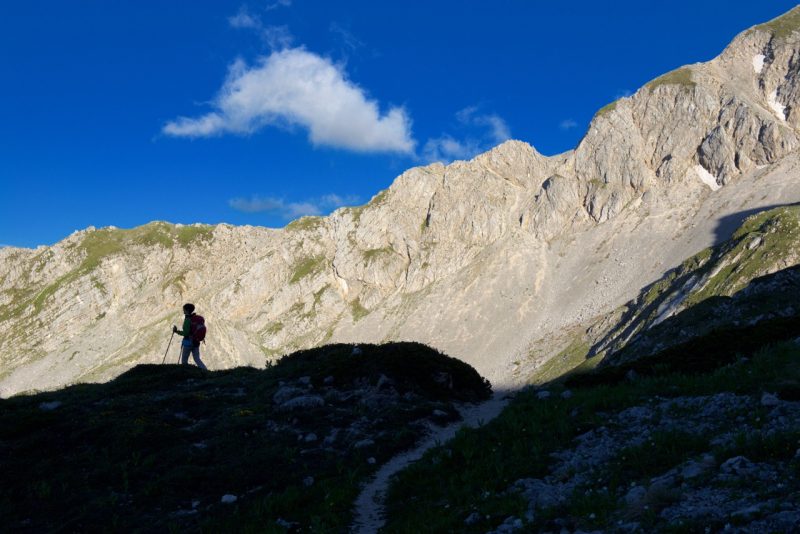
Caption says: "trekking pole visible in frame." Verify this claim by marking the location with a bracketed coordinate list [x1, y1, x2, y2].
[161, 331, 175, 364]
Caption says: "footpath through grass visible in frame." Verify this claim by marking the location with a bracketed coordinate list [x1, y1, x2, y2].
[383, 340, 800, 532]
[0, 342, 490, 532]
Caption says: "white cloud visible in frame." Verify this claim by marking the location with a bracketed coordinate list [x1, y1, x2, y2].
[330, 22, 364, 52]
[319, 193, 360, 206]
[261, 25, 293, 50]
[164, 113, 226, 137]
[228, 193, 360, 219]
[228, 7, 260, 29]
[456, 106, 510, 143]
[265, 0, 292, 11]
[423, 106, 511, 163]
[422, 136, 482, 164]
[228, 196, 285, 213]
[164, 48, 415, 154]
[228, 7, 294, 50]
[285, 201, 322, 218]
[559, 118, 578, 130]
[482, 114, 511, 143]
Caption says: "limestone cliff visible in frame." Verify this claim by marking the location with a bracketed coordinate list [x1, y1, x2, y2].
[3, 7, 800, 395]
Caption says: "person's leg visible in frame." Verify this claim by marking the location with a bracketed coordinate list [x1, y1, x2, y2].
[180, 345, 191, 365]
[191, 345, 208, 370]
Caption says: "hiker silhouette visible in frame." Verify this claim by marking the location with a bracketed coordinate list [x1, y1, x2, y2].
[173, 303, 208, 370]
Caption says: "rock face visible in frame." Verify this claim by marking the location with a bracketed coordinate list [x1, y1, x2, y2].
[583, 206, 800, 368]
[4, 8, 800, 395]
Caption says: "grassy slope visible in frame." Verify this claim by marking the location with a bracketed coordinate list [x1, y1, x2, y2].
[754, 5, 800, 39]
[0, 342, 490, 532]
[521, 206, 800, 386]
[384, 336, 800, 532]
[0, 222, 214, 322]
[588, 205, 800, 365]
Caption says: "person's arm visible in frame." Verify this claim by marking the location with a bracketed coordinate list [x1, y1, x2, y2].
[173, 316, 191, 337]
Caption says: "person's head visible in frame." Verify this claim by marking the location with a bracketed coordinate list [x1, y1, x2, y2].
[182, 303, 195, 315]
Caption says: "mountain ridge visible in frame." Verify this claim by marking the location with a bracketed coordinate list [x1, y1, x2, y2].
[4, 7, 800, 395]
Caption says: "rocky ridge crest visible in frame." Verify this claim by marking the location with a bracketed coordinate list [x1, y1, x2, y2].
[3, 8, 800, 394]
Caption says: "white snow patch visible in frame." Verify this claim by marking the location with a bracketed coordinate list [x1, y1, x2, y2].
[768, 90, 786, 121]
[694, 165, 721, 191]
[752, 54, 766, 74]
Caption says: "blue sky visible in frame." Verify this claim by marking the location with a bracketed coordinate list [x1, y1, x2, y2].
[1, 1, 797, 248]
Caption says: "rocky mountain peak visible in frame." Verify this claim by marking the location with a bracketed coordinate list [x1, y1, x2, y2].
[4, 8, 800, 396]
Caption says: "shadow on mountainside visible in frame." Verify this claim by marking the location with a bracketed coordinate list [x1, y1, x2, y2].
[712, 202, 799, 245]
[0, 342, 491, 532]
[565, 265, 800, 389]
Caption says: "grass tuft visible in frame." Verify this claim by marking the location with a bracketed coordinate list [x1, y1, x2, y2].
[289, 255, 326, 284]
[362, 247, 393, 265]
[593, 100, 618, 119]
[285, 216, 324, 232]
[755, 6, 800, 39]
[350, 298, 369, 322]
[646, 67, 695, 92]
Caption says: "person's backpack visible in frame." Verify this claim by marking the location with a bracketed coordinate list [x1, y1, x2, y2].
[190, 314, 207, 343]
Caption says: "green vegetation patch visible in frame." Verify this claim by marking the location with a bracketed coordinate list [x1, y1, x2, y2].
[175, 225, 214, 247]
[285, 216, 324, 232]
[593, 99, 618, 120]
[0, 342, 490, 532]
[83, 222, 213, 257]
[0, 288, 33, 321]
[262, 321, 284, 336]
[289, 255, 326, 284]
[529, 337, 590, 385]
[368, 189, 389, 207]
[717, 428, 800, 464]
[646, 67, 695, 92]
[347, 189, 390, 225]
[362, 246, 393, 265]
[16, 223, 214, 314]
[607, 430, 710, 485]
[685, 207, 800, 307]
[638, 244, 712, 309]
[345, 206, 365, 225]
[312, 284, 329, 308]
[350, 297, 369, 322]
[595, 206, 800, 363]
[756, 6, 800, 39]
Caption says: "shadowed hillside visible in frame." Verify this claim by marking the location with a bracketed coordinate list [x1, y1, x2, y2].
[384, 329, 800, 532]
[0, 342, 490, 532]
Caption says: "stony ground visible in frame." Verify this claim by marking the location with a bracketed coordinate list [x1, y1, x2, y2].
[495, 390, 800, 533]
[382, 339, 800, 533]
